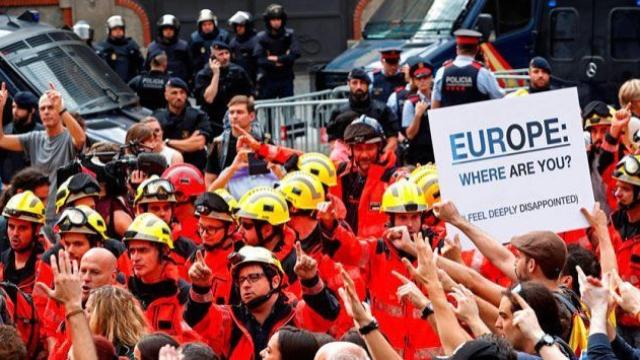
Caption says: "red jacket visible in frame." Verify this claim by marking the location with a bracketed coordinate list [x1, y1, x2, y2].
[330, 155, 395, 239]
[189, 289, 336, 359]
[184, 239, 237, 305]
[362, 237, 441, 359]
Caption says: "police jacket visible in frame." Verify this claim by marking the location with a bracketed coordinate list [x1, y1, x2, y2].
[371, 70, 406, 103]
[230, 30, 258, 81]
[327, 94, 400, 141]
[153, 106, 213, 169]
[146, 36, 192, 83]
[253, 28, 300, 80]
[95, 37, 144, 82]
[189, 28, 231, 75]
[128, 70, 169, 111]
[194, 63, 253, 127]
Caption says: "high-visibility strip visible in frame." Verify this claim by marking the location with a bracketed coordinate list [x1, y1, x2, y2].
[481, 42, 524, 88]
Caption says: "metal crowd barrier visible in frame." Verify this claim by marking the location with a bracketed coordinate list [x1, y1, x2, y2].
[255, 98, 348, 153]
[494, 68, 529, 93]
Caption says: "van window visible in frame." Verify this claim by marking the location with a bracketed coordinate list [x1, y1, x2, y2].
[481, 0, 531, 36]
[549, 8, 578, 60]
[611, 8, 640, 60]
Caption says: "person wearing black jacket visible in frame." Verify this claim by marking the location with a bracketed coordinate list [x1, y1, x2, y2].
[229, 11, 258, 83]
[95, 15, 143, 83]
[153, 78, 213, 169]
[189, 9, 231, 77]
[327, 68, 399, 155]
[194, 41, 253, 137]
[146, 15, 192, 84]
[253, 4, 300, 99]
[128, 49, 169, 111]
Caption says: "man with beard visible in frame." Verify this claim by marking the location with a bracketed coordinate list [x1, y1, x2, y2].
[229, 11, 258, 83]
[189, 9, 231, 77]
[154, 78, 213, 169]
[254, 4, 300, 99]
[146, 15, 192, 84]
[369, 48, 407, 103]
[330, 116, 396, 238]
[327, 68, 399, 160]
[194, 41, 253, 137]
[95, 15, 144, 83]
[0, 191, 45, 294]
[0, 91, 41, 184]
[185, 244, 340, 359]
[507, 57, 554, 97]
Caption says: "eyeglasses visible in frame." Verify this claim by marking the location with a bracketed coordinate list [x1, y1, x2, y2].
[198, 223, 225, 235]
[239, 221, 255, 230]
[617, 156, 640, 176]
[237, 272, 265, 285]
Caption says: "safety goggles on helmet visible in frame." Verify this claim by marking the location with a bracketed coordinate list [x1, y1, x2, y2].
[137, 178, 176, 204]
[195, 203, 234, 222]
[68, 175, 100, 195]
[56, 207, 93, 234]
[617, 156, 640, 176]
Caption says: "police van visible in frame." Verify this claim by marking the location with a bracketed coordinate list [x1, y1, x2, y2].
[0, 11, 148, 144]
[315, 0, 640, 105]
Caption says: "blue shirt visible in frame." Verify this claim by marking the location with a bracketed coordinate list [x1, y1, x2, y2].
[402, 90, 430, 128]
[432, 55, 504, 102]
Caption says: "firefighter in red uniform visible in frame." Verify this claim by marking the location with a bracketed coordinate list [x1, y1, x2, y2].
[610, 154, 640, 343]
[184, 191, 239, 305]
[277, 171, 365, 337]
[134, 176, 197, 278]
[332, 179, 441, 358]
[331, 115, 396, 238]
[236, 187, 300, 294]
[123, 212, 198, 342]
[185, 244, 340, 359]
[162, 163, 206, 244]
[34, 205, 126, 353]
[0, 191, 46, 294]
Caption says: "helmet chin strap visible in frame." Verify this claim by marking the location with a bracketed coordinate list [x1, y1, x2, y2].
[244, 273, 282, 309]
[203, 225, 232, 252]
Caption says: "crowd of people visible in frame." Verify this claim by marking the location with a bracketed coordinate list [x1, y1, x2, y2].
[2, 3, 640, 360]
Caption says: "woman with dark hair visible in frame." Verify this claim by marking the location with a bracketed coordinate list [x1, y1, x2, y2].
[134, 333, 179, 360]
[260, 326, 320, 360]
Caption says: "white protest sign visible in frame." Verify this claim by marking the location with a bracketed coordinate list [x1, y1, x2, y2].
[428, 88, 594, 248]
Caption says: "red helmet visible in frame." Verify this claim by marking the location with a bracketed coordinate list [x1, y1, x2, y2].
[161, 163, 205, 200]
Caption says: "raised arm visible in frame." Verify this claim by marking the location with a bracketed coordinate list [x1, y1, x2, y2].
[49, 84, 85, 150]
[0, 82, 24, 152]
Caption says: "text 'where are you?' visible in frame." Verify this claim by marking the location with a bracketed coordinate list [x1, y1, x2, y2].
[448, 118, 572, 186]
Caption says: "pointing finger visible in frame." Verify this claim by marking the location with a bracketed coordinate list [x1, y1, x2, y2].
[391, 270, 411, 284]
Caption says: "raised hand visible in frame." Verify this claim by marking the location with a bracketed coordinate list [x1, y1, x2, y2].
[35, 249, 82, 309]
[449, 284, 480, 324]
[188, 250, 213, 287]
[612, 103, 632, 138]
[338, 264, 374, 327]
[511, 292, 545, 342]
[441, 234, 462, 264]
[0, 82, 8, 110]
[432, 201, 464, 225]
[235, 124, 261, 151]
[392, 270, 429, 310]
[294, 242, 318, 280]
[46, 82, 63, 113]
[401, 231, 436, 286]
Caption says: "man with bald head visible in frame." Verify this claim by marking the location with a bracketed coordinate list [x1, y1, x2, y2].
[314, 342, 370, 360]
[79, 248, 118, 303]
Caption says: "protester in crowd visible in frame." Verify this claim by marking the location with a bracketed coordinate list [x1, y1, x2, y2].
[194, 41, 253, 137]
[162, 164, 205, 243]
[369, 48, 406, 103]
[95, 15, 143, 83]
[154, 78, 213, 169]
[146, 15, 192, 83]
[0, 91, 41, 185]
[136, 333, 180, 360]
[185, 244, 340, 358]
[189, 9, 231, 78]
[254, 4, 300, 99]
[260, 325, 320, 360]
[138, 117, 184, 166]
[55, 172, 100, 213]
[228, 11, 258, 82]
[0, 82, 86, 221]
[128, 50, 170, 111]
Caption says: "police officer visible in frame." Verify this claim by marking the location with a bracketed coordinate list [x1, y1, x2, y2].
[370, 48, 407, 103]
[402, 59, 435, 165]
[154, 78, 213, 169]
[194, 41, 253, 137]
[327, 68, 399, 156]
[72, 20, 94, 47]
[254, 4, 300, 99]
[128, 49, 169, 111]
[432, 29, 503, 108]
[146, 14, 192, 84]
[228, 11, 258, 83]
[189, 9, 231, 77]
[387, 57, 417, 123]
[508, 56, 554, 97]
[95, 15, 144, 83]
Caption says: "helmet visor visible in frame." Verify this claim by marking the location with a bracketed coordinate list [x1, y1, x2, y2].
[618, 156, 640, 176]
[143, 179, 174, 200]
[57, 208, 88, 231]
